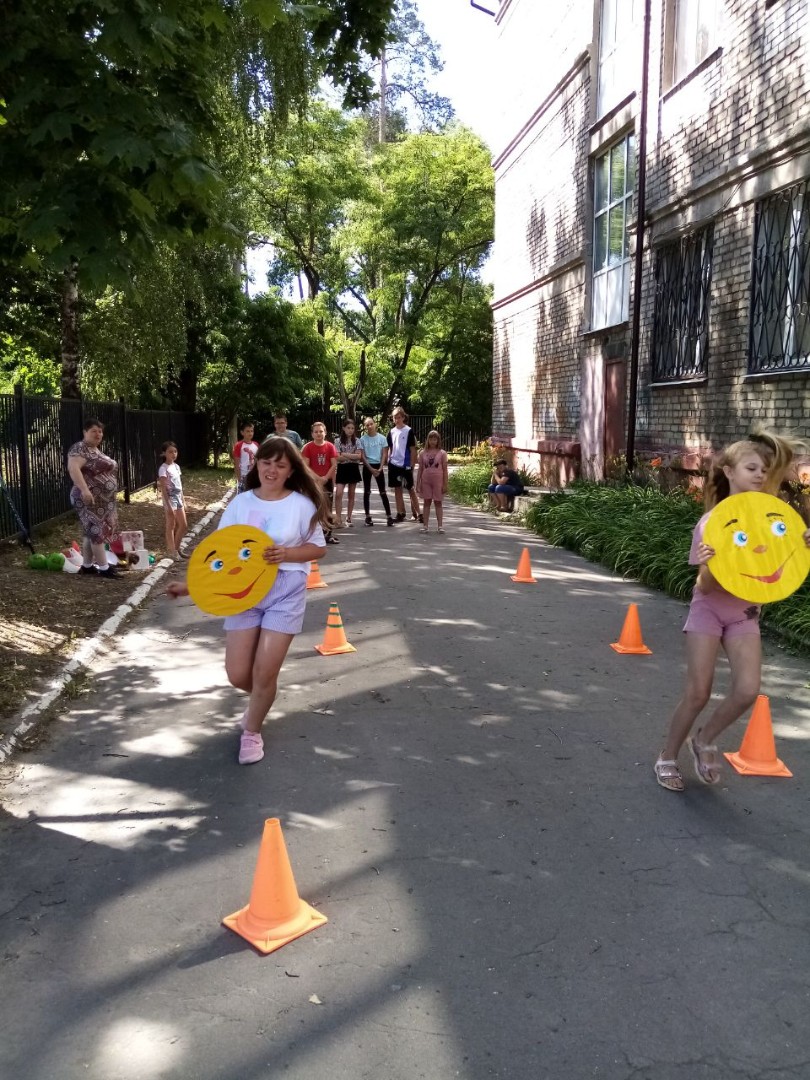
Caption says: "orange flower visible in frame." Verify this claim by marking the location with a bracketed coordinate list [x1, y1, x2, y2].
[650, 457, 662, 467]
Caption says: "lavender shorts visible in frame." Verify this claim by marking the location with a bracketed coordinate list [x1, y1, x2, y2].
[223, 569, 307, 635]
[683, 587, 761, 640]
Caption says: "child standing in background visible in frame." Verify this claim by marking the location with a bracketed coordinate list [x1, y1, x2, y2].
[302, 422, 339, 544]
[158, 441, 188, 557]
[333, 418, 363, 527]
[416, 430, 448, 534]
[232, 422, 259, 493]
[360, 416, 394, 526]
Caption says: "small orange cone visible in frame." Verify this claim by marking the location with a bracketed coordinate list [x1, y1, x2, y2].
[511, 547, 537, 583]
[223, 818, 327, 955]
[610, 603, 652, 654]
[306, 561, 328, 590]
[724, 695, 793, 777]
[314, 602, 357, 655]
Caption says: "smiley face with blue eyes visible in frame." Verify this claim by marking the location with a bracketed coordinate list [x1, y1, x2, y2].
[187, 525, 278, 616]
[704, 492, 810, 603]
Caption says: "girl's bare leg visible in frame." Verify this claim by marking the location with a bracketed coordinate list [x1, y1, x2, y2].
[164, 508, 177, 554]
[422, 498, 432, 529]
[173, 507, 188, 550]
[699, 634, 761, 745]
[334, 484, 345, 524]
[225, 627, 261, 694]
[243, 630, 294, 732]
[660, 633, 720, 761]
[346, 484, 356, 523]
[435, 500, 443, 527]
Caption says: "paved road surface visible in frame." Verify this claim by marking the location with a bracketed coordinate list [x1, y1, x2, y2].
[1, 500, 809, 1080]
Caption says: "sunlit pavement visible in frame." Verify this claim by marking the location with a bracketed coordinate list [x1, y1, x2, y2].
[2, 499, 810, 1080]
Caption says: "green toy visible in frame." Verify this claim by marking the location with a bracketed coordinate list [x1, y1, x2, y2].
[47, 552, 66, 571]
[28, 553, 47, 570]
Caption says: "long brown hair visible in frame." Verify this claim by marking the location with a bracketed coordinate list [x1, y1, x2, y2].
[704, 428, 808, 509]
[244, 437, 329, 533]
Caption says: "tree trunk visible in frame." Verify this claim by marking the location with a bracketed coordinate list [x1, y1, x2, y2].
[60, 260, 81, 399]
[378, 47, 387, 145]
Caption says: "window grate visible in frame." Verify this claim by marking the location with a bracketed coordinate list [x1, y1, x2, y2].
[749, 179, 810, 374]
[651, 226, 713, 381]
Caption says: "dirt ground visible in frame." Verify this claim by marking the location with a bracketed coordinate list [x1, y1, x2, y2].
[0, 468, 232, 731]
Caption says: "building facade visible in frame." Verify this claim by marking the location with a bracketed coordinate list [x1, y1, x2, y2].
[491, 0, 810, 482]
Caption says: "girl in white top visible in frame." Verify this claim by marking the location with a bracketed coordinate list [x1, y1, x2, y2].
[168, 437, 328, 765]
[158, 441, 187, 557]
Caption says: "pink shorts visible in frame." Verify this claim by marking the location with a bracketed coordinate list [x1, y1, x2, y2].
[420, 471, 444, 501]
[683, 587, 761, 640]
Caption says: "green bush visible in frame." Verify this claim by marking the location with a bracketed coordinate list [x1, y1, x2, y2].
[524, 483, 701, 600]
[522, 481, 810, 654]
[448, 460, 492, 505]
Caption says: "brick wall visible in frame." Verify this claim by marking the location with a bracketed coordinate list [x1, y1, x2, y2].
[493, 0, 810, 481]
[491, 0, 592, 482]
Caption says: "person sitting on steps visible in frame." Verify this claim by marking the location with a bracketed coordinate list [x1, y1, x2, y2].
[487, 459, 524, 512]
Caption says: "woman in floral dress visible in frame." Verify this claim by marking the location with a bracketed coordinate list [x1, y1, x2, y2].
[67, 418, 120, 578]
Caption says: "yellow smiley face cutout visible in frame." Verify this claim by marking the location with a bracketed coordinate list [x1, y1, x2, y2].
[704, 492, 810, 604]
[187, 525, 278, 616]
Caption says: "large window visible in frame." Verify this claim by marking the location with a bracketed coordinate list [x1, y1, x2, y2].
[671, 0, 721, 85]
[750, 180, 810, 375]
[651, 227, 714, 382]
[597, 0, 640, 117]
[592, 135, 635, 330]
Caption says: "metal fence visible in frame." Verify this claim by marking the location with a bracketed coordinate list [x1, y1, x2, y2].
[0, 388, 208, 542]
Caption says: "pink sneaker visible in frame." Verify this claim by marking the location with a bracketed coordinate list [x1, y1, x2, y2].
[239, 731, 264, 765]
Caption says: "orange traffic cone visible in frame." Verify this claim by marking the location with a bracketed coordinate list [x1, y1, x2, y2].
[724, 695, 793, 777]
[306, 561, 328, 590]
[610, 603, 652, 655]
[511, 547, 537, 583]
[223, 818, 328, 955]
[314, 602, 357, 655]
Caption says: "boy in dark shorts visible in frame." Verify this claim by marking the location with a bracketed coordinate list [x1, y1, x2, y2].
[386, 407, 422, 523]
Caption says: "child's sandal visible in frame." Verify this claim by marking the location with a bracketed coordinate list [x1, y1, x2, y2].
[654, 758, 685, 792]
[687, 735, 722, 785]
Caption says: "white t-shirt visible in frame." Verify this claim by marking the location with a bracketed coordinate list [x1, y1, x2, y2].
[234, 440, 259, 478]
[158, 462, 182, 494]
[218, 490, 325, 574]
[388, 425, 412, 467]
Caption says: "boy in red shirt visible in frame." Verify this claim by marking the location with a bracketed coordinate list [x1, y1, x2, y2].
[302, 422, 339, 544]
[232, 422, 259, 492]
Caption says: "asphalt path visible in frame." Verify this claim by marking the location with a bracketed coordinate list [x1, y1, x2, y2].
[1, 497, 810, 1080]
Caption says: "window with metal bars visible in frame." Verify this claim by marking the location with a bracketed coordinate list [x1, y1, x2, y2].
[749, 180, 810, 374]
[651, 226, 713, 382]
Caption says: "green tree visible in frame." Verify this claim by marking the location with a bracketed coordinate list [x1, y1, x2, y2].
[0, 0, 396, 395]
[332, 127, 494, 418]
[256, 110, 493, 422]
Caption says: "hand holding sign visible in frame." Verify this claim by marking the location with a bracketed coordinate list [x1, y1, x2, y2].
[187, 525, 278, 615]
[704, 492, 810, 604]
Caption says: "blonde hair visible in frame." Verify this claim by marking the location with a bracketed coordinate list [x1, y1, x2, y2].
[424, 429, 442, 449]
[704, 428, 808, 509]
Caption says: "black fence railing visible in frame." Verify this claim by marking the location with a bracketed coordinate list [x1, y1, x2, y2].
[0, 388, 208, 542]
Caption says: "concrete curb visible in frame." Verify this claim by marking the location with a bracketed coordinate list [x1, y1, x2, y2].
[0, 488, 234, 764]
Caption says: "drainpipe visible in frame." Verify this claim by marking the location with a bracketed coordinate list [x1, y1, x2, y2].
[626, 0, 652, 476]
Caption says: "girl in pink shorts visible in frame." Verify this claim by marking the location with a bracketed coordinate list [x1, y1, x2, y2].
[416, 431, 449, 534]
[654, 430, 810, 792]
